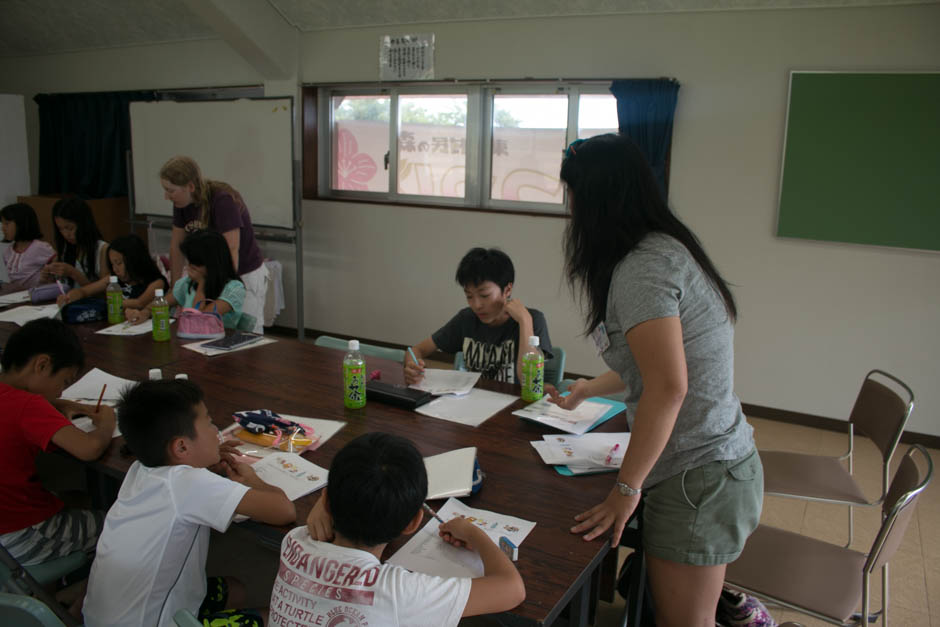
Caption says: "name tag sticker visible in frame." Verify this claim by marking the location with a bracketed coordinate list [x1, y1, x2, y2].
[590, 322, 610, 355]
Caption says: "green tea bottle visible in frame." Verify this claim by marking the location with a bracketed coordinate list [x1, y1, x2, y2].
[520, 335, 545, 402]
[343, 339, 366, 409]
[151, 288, 171, 342]
[106, 275, 123, 324]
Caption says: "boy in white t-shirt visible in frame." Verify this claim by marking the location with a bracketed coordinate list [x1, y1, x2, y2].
[82, 380, 296, 627]
[270, 432, 525, 627]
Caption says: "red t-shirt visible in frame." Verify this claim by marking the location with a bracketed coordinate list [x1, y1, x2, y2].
[0, 383, 71, 533]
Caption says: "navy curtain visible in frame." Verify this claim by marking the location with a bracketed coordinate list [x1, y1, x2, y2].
[34, 90, 154, 198]
[609, 79, 679, 197]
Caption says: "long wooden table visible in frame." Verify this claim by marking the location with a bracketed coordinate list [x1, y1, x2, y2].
[1, 318, 624, 626]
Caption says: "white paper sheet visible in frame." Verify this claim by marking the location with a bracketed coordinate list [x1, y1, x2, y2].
[409, 369, 481, 396]
[62, 368, 137, 403]
[388, 498, 535, 578]
[71, 416, 122, 438]
[251, 452, 328, 501]
[0, 303, 59, 325]
[415, 388, 517, 427]
[531, 432, 631, 469]
[0, 290, 30, 306]
[425, 447, 476, 499]
[96, 319, 175, 336]
[513, 395, 611, 435]
[183, 336, 277, 356]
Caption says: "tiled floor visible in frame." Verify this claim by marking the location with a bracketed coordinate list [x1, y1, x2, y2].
[206, 416, 939, 626]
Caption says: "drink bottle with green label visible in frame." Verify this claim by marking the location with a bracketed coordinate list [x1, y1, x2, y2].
[151, 288, 171, 342]
[520, 335, 544, 402]
[343, 339, 366, 409]
[106, 275, 123, 324]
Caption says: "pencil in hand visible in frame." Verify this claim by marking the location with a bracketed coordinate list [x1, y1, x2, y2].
[95, 384, 107, 412]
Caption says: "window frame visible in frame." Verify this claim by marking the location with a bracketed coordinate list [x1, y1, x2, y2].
[308, 80, 620, 216]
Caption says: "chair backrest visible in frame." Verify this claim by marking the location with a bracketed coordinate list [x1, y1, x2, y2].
[455, 347, 566, 386]
[866, 444, 932, 573]
[314, 335, 406, 363]
[850, 370, 914, 461]
[0, 593, 66, 627]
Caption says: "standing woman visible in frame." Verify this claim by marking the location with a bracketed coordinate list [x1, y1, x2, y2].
[159, 156, 267, 334]
[551, 134, 762, 627]
[43, 198, 108, 288]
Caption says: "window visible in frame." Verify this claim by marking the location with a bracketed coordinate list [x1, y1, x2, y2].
[313, 82, 619, 215]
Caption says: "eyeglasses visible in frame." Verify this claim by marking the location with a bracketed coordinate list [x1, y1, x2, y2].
[564, 138, 587, 158]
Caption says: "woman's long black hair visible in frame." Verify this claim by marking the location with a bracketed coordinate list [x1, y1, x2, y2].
[179, 229, 242, 301]
[52, 198, 103, 270]
[106, 234, 165, 288]
[559, 133, 736, 334]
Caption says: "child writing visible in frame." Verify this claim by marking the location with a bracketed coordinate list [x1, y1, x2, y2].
[0, 319, 116, 568]
[276, 432, 526, 626]
[404, 247, 553, 384]
[42, 197, 109, 288]
[125, 229, 251, 330]
[57, 234, 168, 310]
[1, 202, 56, 289]
[82, 379, 296, 627]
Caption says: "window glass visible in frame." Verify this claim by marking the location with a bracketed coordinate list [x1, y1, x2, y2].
[398, 95, 467, 197]
[332, 95, 389, 192]
[578, 94, 619, 140]
[490, 94, 568, 203]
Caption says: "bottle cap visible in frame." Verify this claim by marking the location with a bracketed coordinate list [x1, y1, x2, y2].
[109, 275, 118, 283]
[155, 288, 164, 297]
[148, 368, 162, 380]
[348, 339, 360, 351]
[175, 373, 188, 380]
[528, 336, 540, 347]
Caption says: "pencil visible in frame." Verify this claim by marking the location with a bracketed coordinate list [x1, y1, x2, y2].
[423, 502, 445, 524]
[95, 384, 107, 412]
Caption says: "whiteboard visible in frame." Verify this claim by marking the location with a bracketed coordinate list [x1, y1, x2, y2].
[0, 94, 31, 205]
[130, 99, 294, 229]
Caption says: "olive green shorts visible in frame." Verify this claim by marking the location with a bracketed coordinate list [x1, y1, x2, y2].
[642, 448, 763, 566]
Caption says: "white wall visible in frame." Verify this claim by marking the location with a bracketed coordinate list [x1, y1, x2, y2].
[0, 94, 30, 205]
[1, 5, 938, 435]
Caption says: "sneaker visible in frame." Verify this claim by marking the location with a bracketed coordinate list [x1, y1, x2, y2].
[716, 587, 777, 627]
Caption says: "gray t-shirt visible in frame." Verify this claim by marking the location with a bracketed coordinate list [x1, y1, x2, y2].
[601, 233, 753, 487]
[432, 307, 552, 383]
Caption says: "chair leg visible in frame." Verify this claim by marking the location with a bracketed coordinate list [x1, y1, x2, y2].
[882, 563, 889, 626]
[847, 504, 854, 548]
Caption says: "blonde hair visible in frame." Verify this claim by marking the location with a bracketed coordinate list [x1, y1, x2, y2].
[159, 156, 246, 229]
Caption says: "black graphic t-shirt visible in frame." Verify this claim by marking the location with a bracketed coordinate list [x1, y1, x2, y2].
[431, 307, 553, 383]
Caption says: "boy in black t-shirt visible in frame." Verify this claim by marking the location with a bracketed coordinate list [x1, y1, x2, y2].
[404, 247, 552, 384]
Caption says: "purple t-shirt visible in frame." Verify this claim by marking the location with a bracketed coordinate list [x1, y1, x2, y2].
[172, 188, 263, 275]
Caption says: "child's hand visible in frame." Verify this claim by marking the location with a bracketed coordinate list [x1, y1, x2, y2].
[503, 297, 532, 325]
[43, 261, 73, 279]
[223, 459, 267, 489]
[548, 378, 589, 410]
[439, 517, 484, 551]
[403, 354, 426, 385]
[89, 405, 117, 429]
[57, 288, 83, 307]
[306, 492, 334, 541]
[124, 307, 150, 324]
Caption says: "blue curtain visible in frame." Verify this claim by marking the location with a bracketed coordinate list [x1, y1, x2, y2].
[609, 79, 679, 197]
[34, 90, 154, 198]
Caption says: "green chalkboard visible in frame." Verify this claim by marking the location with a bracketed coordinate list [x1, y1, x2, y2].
[777, 72, 940, 252]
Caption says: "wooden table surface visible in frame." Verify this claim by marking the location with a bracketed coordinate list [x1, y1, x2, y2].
[0, 317, 624, 625]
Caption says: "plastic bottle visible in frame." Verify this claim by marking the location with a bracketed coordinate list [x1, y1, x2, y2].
[106, 275, 123, 324]
[148, 368, 162, 381]
[520, 335, 545, 402]
[343, 339, 366, 409]
[175, 373, 188, 380]
[151, 289, 171, 342]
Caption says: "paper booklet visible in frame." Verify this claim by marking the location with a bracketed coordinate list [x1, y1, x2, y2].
[71, 416, 122, 439]
[513, 394, 624, 435]
[0, 290, 31, 306]
[425, 447, 477, 499]
[96, 319, 175, 336]
[409, 369, 481, 396]
[388, 497, 535, 578]
[531, 432, 631, 475]
[183, 336, 277, 356]
[62, 368, 137, 406]
[0, 303, 60, 326]
[415, 388, 517, 428]
[251, 452, 328, 501]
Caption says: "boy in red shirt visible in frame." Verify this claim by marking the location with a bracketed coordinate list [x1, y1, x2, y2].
[0, 318, 115, 568]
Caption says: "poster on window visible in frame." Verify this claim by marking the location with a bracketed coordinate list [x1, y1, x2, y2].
[380, 33, 434, 81]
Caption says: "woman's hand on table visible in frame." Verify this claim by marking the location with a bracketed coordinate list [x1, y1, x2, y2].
[547, 378, 590, 410]
[572, 486, 641, 547]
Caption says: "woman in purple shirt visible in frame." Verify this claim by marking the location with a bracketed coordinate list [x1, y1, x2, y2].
[159, 156, 267, 334]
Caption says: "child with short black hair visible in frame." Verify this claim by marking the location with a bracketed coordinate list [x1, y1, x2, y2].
[274, 432, 525, 626]
[82, 379, 296, 627]
[404, 247, 553, 384]
[0, 319, 115, 566]
[1, 202, 56, 288]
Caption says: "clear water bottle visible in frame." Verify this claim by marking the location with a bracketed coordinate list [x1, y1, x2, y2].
[106, 275, 123, 324]
[520, 335, 545, 402]
[343, 339, 366, 409]
[151, 289, 171, 342]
